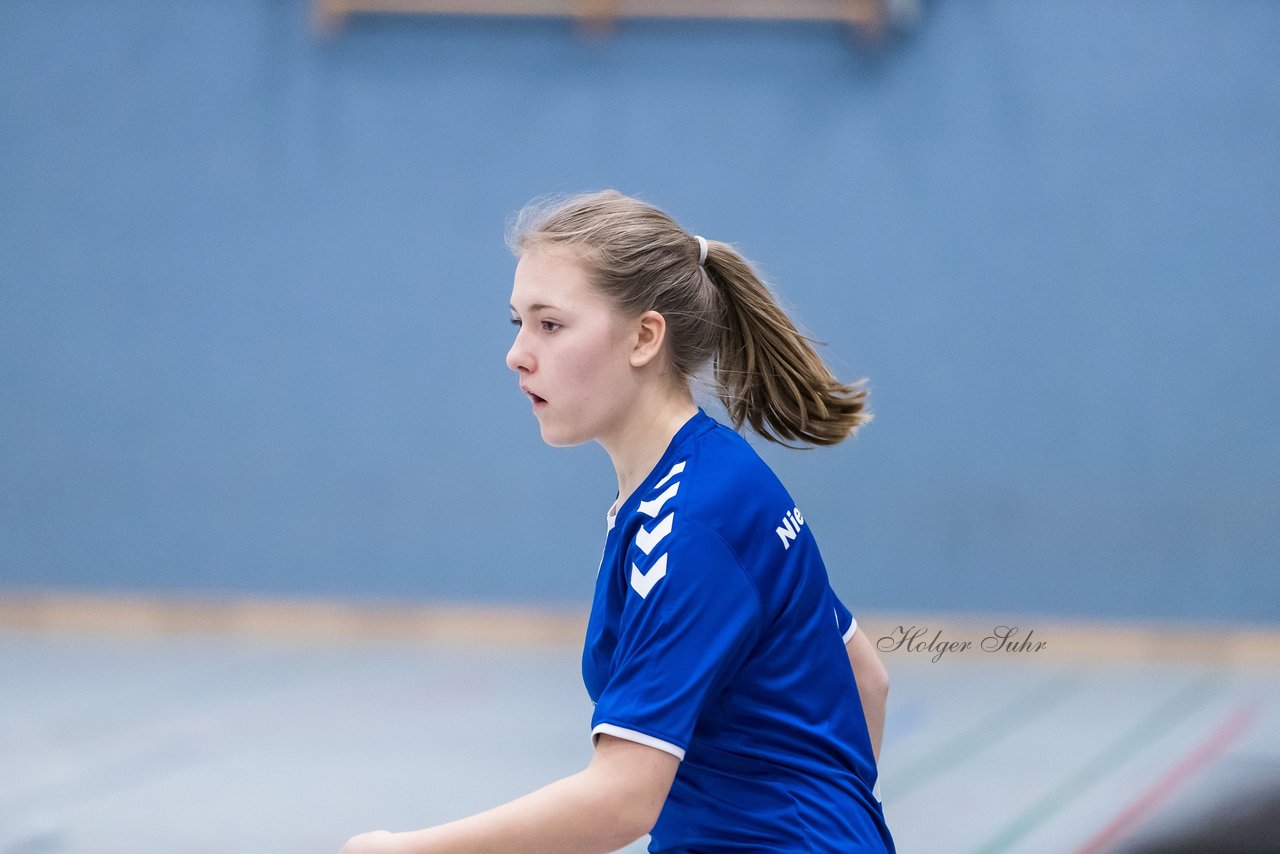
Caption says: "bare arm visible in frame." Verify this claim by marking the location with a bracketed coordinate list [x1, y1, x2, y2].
[845, 626, 889, 763]
[340, 734, 679, 854]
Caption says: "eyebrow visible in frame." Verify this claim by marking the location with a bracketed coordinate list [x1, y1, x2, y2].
[509, 303, 560, 313]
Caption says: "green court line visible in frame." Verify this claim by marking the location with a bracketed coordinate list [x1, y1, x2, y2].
[970, 674, 1216, 854]
[890, 673, 1081, 800]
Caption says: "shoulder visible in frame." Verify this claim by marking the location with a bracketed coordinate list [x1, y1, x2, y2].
[631, 418, 797, 563]
[612, 444, 763, 611]
[689, 420, 792, 516]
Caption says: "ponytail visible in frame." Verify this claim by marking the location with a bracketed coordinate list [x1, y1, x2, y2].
[703, 242, 870, 447]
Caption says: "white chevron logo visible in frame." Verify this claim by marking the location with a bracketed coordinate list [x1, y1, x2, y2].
[630, 553, 668, 599]
[638, 481, 679, 518]
[653, 461, 686, 491]
[634, 513, 674, 555]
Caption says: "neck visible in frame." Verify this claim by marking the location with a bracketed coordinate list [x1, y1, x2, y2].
[599, 388, 698, 508]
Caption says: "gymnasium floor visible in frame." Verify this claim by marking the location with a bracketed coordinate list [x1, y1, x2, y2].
[2, 615, 1278, 854]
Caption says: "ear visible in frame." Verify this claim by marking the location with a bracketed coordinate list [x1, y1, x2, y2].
[629, 310, 667, 368]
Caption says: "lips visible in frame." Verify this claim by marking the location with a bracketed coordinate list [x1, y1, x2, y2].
[521, 386, 547, 408]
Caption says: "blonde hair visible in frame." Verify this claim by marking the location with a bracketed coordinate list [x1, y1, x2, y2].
[506, 190, 869, 447]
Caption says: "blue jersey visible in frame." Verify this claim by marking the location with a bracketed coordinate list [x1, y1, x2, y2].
[583, 409, 894, 852]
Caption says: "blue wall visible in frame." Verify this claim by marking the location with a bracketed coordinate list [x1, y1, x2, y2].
[2, 1, 1277, 623]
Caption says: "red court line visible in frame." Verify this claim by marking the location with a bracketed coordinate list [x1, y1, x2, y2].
[1074, 699, 1261, 854]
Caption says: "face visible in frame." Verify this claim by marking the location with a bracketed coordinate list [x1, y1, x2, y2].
[506, 250, 641, 447]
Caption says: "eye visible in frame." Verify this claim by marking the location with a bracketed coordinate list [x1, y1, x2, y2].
[509, 317, 522, 327]
[540, 320, 561, 333]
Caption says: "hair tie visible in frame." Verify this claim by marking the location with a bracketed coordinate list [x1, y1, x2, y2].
[694, 235, 708, 266]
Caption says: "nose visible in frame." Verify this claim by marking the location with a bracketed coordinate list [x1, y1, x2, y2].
[506, 327, 533, 374]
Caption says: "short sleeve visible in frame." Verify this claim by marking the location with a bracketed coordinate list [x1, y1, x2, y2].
[830, 586, 858, 644]
[591, 520, 762, 761]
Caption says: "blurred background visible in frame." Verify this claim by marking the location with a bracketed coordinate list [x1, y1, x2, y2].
[2, 2, 1278, 852]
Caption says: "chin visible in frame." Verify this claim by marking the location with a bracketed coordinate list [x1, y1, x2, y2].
[539, 427, 590, 448]
[538, 417, 593, 448]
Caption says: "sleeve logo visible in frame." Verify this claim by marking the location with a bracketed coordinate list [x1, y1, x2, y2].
[630, 461, 684, 599]
[630, 553, 667, 600]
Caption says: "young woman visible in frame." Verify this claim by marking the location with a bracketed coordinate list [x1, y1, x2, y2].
[342, 190, 894, 853]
